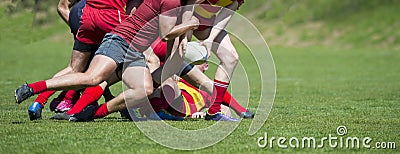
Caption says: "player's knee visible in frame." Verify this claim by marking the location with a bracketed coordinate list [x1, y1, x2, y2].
[231, 52, 239, 66]
[144, 84, 154, 96]
[223, 50, 239, 68]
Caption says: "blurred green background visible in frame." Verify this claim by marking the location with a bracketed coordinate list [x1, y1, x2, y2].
[1, 0, 399, 49]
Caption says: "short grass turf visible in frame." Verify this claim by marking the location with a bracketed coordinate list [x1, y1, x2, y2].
[0, 38, 399, 153]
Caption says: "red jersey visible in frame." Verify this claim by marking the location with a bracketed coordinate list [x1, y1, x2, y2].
[86, 0, 128, 13]
[112, 0, 181, 51]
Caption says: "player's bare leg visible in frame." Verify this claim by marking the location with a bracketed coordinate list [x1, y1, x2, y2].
[93, 67, 153, 119]
[193, 29, 239, 121]
[16, 54, 117, 104]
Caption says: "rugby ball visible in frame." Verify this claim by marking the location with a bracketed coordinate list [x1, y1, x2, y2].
[184, 42, 208, 65]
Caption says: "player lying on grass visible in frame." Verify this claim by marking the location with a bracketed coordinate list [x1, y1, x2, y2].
[26, 0, 133, 120]
[15, 0, 199, 121]
[126, 64, 254, 121]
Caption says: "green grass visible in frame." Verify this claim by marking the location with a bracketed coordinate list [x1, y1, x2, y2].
[0, 37, 399, 153]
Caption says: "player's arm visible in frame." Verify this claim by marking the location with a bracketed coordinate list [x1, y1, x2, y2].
[203, 0, 239, 42]
[159, 15, 179, 41]
[57, 0, 70, 24]
[161, 17, 199, 42]
[57, 0, 78, 24]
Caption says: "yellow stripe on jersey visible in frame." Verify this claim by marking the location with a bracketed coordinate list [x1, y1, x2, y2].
[182, 95, 192, 117]
[194, 5, 215, 19]
[177, 81, 205, 112]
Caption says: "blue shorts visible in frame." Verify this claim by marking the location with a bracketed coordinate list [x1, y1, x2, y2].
[69, 0, 99, 52]
[95, 33, 147, 69]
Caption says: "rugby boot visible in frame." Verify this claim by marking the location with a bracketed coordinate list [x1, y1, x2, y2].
[69, 104, 97, 122]
[28, 102, 43, 120]
[15, 84, 34, 104]
[50, 112, 71, 120]
[205, 112, 239, 122]
[240, 111, 255, 119]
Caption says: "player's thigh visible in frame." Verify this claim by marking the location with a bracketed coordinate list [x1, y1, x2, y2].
[122, 67, 153, 93]
[213, 30, 238, 62]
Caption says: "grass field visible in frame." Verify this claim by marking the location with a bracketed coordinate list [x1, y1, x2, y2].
[0, 35, 399, 153]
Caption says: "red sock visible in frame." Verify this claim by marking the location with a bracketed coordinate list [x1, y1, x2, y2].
[67, 86, 103, 115]
[94, 103, 109, 119]
[34, 90, 55, 106]
[208, 79, 229, 115]
[222, 92, 247, 115]
[63, 90, 77, 101]
[28, 80, 47, 94]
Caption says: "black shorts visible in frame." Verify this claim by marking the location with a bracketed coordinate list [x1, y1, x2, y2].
[73, 39, 100, 52]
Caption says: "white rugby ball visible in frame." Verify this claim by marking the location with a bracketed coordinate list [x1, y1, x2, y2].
[184, 42, 208, 65]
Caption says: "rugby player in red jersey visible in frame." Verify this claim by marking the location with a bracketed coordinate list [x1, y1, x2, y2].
[26, 0, 133, 120]
[15, 0, 200, 121]
[189, 0, 246, 120]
